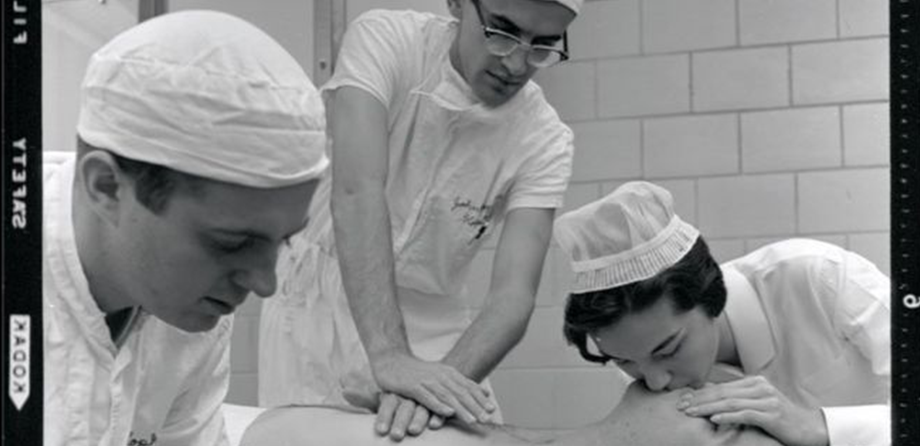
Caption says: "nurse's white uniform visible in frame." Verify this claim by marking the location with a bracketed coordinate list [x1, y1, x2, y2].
[259, 10, 574, 409]
[721, 239, 889, 446]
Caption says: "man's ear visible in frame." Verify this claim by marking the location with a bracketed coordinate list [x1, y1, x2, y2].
[77, 151, 131, 226]
[446, 0, 463, 19]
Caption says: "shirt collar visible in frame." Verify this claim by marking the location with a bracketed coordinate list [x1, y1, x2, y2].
[721, 264, 776, 373]
[428, 57, 479, 112]
[110, 307, 143, 349]
[45, 154, 120, 352]
[413, 48, 531, 122]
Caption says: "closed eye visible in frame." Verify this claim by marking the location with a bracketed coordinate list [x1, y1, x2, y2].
[211, 237, 256, 254]
[655, 341, 682, 360]
[532, 36, 563, 47]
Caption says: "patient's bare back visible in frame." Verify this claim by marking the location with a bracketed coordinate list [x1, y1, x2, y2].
[241, 385, 782, 446]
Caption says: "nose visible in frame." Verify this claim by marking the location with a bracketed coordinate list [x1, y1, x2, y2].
[232, 248, 280, 298]
[640, 364, 672, 392]
[501, 47, 529, 76]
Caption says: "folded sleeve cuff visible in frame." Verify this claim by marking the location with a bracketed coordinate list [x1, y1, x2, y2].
[822, 404, 889, 446]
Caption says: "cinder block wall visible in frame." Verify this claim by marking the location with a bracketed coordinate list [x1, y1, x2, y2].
[482, 0, 890, 430]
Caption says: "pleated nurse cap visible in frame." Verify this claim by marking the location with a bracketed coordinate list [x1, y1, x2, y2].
[554, 181, 700, 294]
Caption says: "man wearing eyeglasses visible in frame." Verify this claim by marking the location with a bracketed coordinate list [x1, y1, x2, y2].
[259, 0, 580, 442]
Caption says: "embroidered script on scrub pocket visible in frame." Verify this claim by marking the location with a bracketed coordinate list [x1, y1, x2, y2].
[127, 432, 157, 445]
[452, 194, 506, 245]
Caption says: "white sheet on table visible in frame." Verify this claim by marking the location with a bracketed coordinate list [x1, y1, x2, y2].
[222, 403, 268, 446]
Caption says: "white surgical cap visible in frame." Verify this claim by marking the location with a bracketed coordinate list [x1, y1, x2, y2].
[548, 0, 583, 14]
[77, 10, 329, 188]
[554, 181, 700, 294]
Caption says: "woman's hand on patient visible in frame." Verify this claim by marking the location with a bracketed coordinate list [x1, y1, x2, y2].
[678, 376, 830, 446]
[372, 353, 495, 426]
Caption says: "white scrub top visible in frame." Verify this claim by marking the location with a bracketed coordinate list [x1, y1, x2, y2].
[260, 9, 573, 407]
[43, 152, 231, 446]
[721, 239, 889, 446]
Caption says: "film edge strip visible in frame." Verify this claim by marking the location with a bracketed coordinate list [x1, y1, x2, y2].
[2, 0, 43, 445]
[891, 0, 920, 445]
[0, 1, 916, 446]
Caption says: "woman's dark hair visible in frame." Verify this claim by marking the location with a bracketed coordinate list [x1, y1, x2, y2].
[562, 237, 726, 365]
[77, 136, 200, 214]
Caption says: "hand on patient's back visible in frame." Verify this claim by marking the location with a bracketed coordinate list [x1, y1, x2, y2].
[372, 353, 495, 426]
[679, 376, 829, 446]
[374, 393, 417, 441]
[364, 393, 448, 441]
[373, 393, 449, 441]
[599, 383, 783, 446]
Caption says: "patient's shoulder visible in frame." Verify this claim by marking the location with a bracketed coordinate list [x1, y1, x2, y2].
[607, 383, 783, 446]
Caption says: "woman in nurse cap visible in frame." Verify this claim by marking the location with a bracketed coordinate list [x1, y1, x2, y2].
[556, 182, 890, 446]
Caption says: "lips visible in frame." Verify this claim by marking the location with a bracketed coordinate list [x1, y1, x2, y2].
[203, 296, 239, 315]
[487, 71, 521, 88]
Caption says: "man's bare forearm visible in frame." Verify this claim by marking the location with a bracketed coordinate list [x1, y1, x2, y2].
[331, 186, 409, 361]
[329, 86, 410, 364]
[442, 292, 533, 382]
[443, 208, 553, 382]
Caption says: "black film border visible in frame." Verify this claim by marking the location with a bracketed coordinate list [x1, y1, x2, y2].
[2, 0, 43, 445]
[891, 0, 920, 445]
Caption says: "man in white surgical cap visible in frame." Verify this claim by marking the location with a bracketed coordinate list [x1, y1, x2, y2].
[260, 0, 580, 441]
[44, 11, 328, 446]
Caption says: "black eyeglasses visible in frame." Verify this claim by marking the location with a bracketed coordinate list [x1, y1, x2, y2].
[470, 0, 570, 68]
